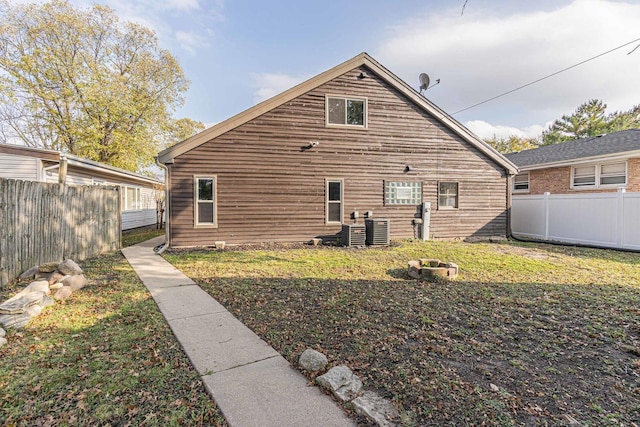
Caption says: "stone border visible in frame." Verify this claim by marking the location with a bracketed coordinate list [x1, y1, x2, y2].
[298, 348, 401, 426]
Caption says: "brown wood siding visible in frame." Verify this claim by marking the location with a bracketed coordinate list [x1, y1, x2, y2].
[169, 67, 508, 246]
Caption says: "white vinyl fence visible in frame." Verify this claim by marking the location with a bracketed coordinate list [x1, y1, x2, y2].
[512, 190, 640, 251]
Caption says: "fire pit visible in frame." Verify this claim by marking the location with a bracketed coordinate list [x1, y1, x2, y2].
[408, 258, 458, 281]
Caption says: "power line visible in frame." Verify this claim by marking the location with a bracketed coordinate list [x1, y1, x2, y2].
[451, 36, 640, 116]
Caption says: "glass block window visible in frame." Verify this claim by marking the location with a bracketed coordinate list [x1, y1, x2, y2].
[384, 181, 422, 205]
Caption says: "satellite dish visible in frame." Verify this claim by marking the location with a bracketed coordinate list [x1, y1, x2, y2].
[419, 73, 430, 93]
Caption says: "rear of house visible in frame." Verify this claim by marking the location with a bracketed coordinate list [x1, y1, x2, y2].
[158, 53, 517, 247]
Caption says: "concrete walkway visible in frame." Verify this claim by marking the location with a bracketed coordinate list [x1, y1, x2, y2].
[121, 237, 353, 427]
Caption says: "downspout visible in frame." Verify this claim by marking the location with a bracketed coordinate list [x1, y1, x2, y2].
[155, 156, 171, 254]
[506, 172, 513, 238]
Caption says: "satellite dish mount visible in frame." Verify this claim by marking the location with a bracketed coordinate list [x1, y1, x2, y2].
[418, 72, 440, 95]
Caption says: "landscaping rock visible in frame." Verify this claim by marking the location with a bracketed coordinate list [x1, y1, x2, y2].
[50, 282, 64, 290]
[407, 260, 421, 279]
[0, 326, 5, 337]
[24, 280, 50, 294]
[39, 295, 55, 308]
[19, 266, 39, 281]
[47, 271, 65, 285]
[58, 259, 82, 276]
[316, 365, 363, 402]
[52, 286, 73, 300]
[38, 262, 60, 273]
[0, 336, 6, 348]
[0, 312, 32, 329]
[26, 304, 42, 317]
[62, 274, 88, 291]
[0, 291, 46, 314]
[351, 391, 401, 427]
[299, 348, 328, 372]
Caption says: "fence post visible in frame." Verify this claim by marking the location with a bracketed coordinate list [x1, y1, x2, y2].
[617, 188, 625, 247]
[544, 192, 550, 240]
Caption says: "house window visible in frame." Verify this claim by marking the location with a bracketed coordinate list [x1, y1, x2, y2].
[384, 181, 422, 205]
[572, 162, 626, 189]
[120, 186, 141, 211]
[599, 162, 626, 185]
[326, 179, 343, 224]
[326, 96, 366, 127]
[572, 165, 596, 187]
[438, 182, 458, 209]
[195, 176, 216, 227]
[513, 173, 529, 192]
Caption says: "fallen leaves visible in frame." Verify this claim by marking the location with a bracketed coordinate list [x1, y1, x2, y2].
[166, 239, 640, 426]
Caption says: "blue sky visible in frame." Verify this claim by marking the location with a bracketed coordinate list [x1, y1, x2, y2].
[68, 0, 640, 139]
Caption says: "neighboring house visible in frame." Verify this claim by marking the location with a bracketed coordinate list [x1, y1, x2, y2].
[157, 52, 517, 248]
[0, 143, 163, 230]
[505, 129, 640, 195]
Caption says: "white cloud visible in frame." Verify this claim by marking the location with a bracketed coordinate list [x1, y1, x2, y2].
[175, 31, 209, 55]
[160, 0, 201, 12]
[69, 0, 223, 55]
[465, 120, 547, 140]
[376, 0, 640, 131]
[251, 73, 311, 103]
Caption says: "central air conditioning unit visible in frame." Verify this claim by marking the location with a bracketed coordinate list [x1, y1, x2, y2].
[365, 218, 390, 246]
[341, 224, 366, 247]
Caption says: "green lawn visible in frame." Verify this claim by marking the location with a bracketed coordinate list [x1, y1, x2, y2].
[165, 240, 640, 426]
[0, 229, 226, 426]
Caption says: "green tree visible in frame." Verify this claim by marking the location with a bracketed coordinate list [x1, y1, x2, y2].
[0, 0, 202, 171]
[541, 99, 608, 145]
[484, 134, 540, 154]
[608, 105, 640, 132]
[541, 99, 640, 146]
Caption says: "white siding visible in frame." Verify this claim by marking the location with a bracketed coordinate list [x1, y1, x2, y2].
[0, 153, 40, 181]
[122, 208, 159, 230]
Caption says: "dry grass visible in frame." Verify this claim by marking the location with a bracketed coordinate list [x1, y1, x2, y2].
[165, 240, 640, 426]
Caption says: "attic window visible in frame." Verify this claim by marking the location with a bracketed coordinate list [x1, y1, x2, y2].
[326, 96, 366, 127]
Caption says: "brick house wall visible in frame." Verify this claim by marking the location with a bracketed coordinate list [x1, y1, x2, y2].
[522, 157, 640, 195]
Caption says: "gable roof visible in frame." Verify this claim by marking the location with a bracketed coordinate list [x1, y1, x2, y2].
[158, 52, 517, 174]
[505, 129, 640, 170]
[0, 143, 163, 186]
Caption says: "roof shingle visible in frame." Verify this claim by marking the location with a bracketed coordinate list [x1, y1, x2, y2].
[505, 129, 640, 167]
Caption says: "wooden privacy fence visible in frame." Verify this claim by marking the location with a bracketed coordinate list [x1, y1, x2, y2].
[0, 178, 121, 287]
[512, 190, 640, 251]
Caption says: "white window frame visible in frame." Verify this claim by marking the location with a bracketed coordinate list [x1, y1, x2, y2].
[120, 185, 141, 211]
[325, 178, 344, 225]
[194, 175, 217, 228]
[571, 161, 627, 190]
[512, 173, 530, 193]
[438, 182, 459, 210]
[325, 95, 367, 128]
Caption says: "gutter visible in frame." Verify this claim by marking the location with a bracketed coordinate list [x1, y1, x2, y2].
[154, 156, 170, 254]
